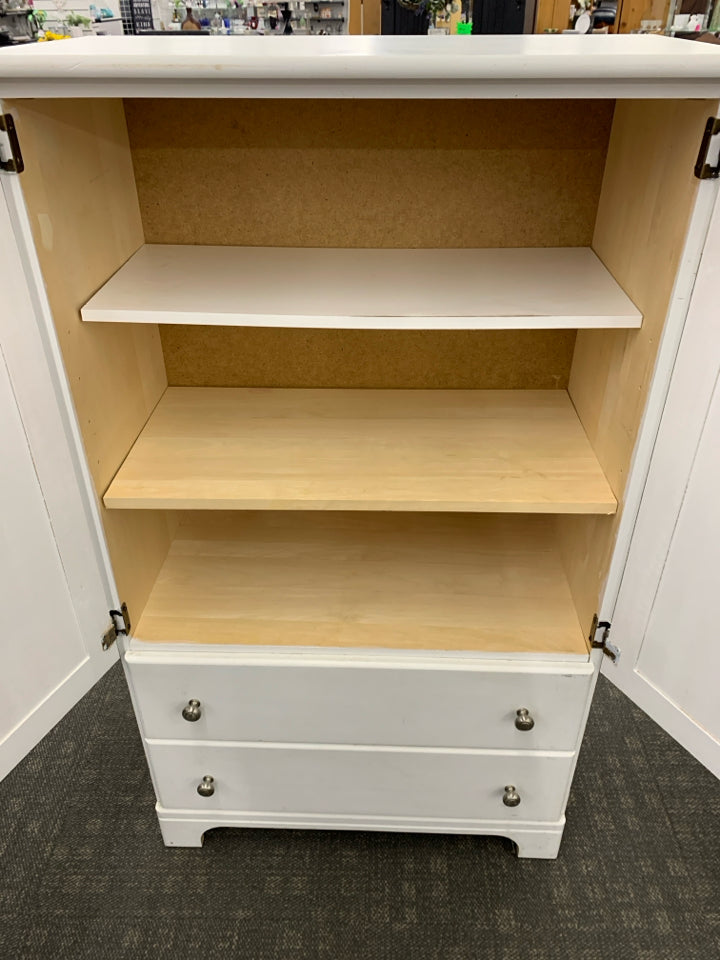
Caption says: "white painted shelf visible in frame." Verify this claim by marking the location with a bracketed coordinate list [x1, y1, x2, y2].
[3, 35, 720, 100]
[81, 245, 641, 330]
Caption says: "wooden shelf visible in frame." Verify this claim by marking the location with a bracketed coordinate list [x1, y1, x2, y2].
[133, 513, 589, 657]
[103, 387, 617, 513]
[81, 245, 641, 331]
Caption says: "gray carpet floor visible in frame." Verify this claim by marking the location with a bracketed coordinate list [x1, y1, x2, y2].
[1, 665, 718, 959]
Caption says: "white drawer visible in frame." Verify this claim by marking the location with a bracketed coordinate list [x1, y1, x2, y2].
[147, 741, 574, 822]
[128, 658, 593, 751]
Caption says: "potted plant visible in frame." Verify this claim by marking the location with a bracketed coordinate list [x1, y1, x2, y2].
[168, 0, 184, 29]
[66, 11, 92, 36]
[29, 8, 48, 38]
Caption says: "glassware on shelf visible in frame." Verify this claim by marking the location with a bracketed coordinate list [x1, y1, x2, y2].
[182, 5, 202, 29]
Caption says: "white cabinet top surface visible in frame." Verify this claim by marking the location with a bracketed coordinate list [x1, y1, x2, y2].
[2, 35, 720, 99]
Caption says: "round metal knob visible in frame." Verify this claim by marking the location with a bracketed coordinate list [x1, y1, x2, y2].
[197, 775, 215, 798]
[503, 785, 521, 808]
[514, 708, 535, 732]
[182, 699, 202, 722]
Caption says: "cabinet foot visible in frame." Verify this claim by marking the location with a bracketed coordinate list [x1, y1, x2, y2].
[506, 826, 564, 859]
[155, 805, 566, 857]
[157, 815, 206, 848]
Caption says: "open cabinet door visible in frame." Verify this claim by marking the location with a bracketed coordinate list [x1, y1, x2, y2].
[0, 166, 120, 780]
[604, 186, 720, 781]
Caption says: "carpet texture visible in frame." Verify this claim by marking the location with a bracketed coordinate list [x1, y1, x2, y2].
[1, 666, 718, 959]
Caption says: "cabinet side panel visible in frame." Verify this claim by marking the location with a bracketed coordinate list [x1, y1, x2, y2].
[8, 98, 171, 619]
[562, 98, 713, 632]
[125, 98, 612, 390]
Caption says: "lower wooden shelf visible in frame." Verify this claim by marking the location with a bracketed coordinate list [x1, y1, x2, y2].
[133, 513, 589, 658]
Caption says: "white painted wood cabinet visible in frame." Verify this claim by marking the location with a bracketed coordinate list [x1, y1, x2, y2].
[2, 35, 720, 858]
[127, 657, 594, 750]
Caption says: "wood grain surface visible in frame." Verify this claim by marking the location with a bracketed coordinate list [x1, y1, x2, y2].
[561, 98, 711, 633]
[135, 512, 589, 655]
[10, 97, 172, 619]
[103, 387, 617, 513]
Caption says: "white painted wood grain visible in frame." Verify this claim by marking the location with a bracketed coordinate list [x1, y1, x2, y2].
[608, 183, 720, 780]
[127, 659, 593, 751]
[81, 246, 641, 331]
[0, 346, 88, 778]
[0, 175, 118, 781]
[636, 379, 720, 745]
[155, 805, 566, 857]
[2, 35, 720, 100]
[0, 165, 119, 637]
[147, 740, 574, 822]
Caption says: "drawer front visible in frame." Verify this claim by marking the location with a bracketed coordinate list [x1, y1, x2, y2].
[148, 741, 574, 822]
[129, 660, 592, 751]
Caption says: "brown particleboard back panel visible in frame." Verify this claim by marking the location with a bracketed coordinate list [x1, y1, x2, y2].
[125, 98, 613, 249]
[160, 326, 575, 389]
[9, 98, 171, 619]
[559, 98, 712, 633]
[126, 97, 610, 389]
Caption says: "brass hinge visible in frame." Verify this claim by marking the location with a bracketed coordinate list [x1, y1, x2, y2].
[102, 602, 131, 651]
[694, 116, 720, 180]
[0, 114, 24, 174]
[589, 613, 620, 664]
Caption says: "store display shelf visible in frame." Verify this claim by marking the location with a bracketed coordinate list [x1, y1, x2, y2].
[81, 244, 642, 331]
[133, 512, 589, 657]
[102, 386, 617, 514]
